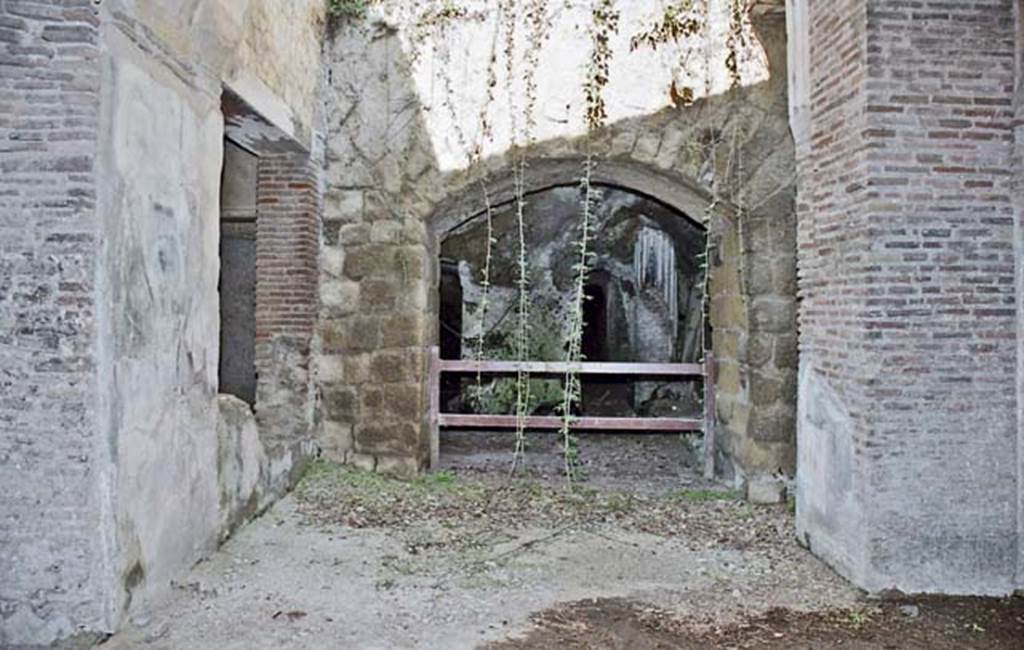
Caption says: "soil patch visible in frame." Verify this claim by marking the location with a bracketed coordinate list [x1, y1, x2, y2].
[490, 596, 1024, 649]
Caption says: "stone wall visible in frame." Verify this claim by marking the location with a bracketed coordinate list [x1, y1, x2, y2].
[0, 2, 110, 644]
[793, 0, 1022, 594]
[319, 8, 798, 490]
[1, 1, 326, 644]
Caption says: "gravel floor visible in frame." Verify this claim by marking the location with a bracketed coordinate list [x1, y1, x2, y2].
[103, 434, 867, 649]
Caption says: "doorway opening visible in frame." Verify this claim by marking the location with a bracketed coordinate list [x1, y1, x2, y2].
[435, 182, 711, 492]
[218, 138, 258, 405]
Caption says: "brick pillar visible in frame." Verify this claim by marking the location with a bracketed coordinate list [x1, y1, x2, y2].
[0, 2, 115, 644]
[1013, 0, 1024, 589]
[794, 0, 1020, 594]
[254, 153, 320, 446]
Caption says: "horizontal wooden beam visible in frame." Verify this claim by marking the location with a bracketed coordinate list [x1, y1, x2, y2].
[438, 414, 704, 432]
[437, 359, 705, 377]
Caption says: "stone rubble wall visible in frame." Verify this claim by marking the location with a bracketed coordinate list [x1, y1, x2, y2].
[318, 11, 798, 489]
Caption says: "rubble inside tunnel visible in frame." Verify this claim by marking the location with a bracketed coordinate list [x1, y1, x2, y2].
[438, 185, 707, 420]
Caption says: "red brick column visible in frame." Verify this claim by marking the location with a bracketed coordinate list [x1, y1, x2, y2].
[254, 153, 320, 444]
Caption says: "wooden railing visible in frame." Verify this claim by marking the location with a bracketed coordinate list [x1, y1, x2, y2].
[428, 348, 717, 478]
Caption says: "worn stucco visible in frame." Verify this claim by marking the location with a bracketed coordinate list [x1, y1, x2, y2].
[93, 0, 326, 629]
[0, 1, 326, 645]
[97, 25, 224, 618]
[104, 0, 324, 147]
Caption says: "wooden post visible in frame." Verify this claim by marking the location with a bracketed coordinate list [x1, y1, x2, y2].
[703, 350, 716, 479]
[428, 346, 440, 470]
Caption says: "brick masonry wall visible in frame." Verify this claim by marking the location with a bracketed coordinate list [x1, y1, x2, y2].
[1016, 0, 1024, 589]
[793, 0, 873, 578]
[796, 0, 1020, 594]
[0, 0, 111, 644]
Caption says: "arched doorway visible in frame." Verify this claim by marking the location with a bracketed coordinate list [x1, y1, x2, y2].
[432, 170, 710, 484]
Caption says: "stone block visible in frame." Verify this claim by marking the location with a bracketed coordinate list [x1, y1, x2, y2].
[750, 374, 794, 408]
[747, 334, 773, 369]
[747, 475, 787, 505]
[715, 329, 742, 363]
[360, 387, 382, 411]
[321, 247, 346, 279]
[320, 421, 353, 459]
[354, 421, 419, 456]
[325, 188, 364, 222]
[317, 355, 345, 383]
[771, 257, 797, 296]
[348, 452, 377, 472]
[749, 408, 795, 444]
[321, 384, 357, 422]
[394, 245, 428, 281]
[370, 220, 402, 243]
[320, 279, 358, 313]
[749, 297, 794, 334]
[715, 360, 745, 399]
[382, 383, 422, 420]
[338, 223, 371, 246]
[376, 455, 419, 479]
[632, 129, 661, 163]
[319, 319, 347, 354]
[381, 312, 425, 347]
[370, 351, 419, 384]
[341, 354, 371, 384]
[342, 244, 388, 279]
[400, 218, 427, 245]
[654, 125, 687, 170]
[345, 317, 381, 352]
[773, 334, 798, 370]
[745, 256, 775, 296]
[358, 278, 400, 312]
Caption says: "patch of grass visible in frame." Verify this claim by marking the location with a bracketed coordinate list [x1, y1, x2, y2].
[847, 610, 869, 630]
[295, 461, 786, 551]
[668, 488, 738, 503]
[414, 469, 457, 487]
[327, 0, 370, 22]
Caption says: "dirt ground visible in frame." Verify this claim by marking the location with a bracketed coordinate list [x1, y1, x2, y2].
[101, 433, 1022, 649]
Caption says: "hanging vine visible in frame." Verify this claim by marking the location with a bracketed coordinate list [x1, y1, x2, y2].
[509, 0, 551, 474]
[555, 0, 619, 484]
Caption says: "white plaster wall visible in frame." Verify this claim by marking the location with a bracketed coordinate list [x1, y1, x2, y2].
[105, 0, 325, 147]
[368, 0, 769, 171]
[97, 27, 223, 617]
[89, 0, 327, 630]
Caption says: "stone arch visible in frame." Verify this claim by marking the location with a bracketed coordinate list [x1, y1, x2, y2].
[421, 153, 744, 472]
[318, 5, 796, 494]
[429, 157, 720, 238]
